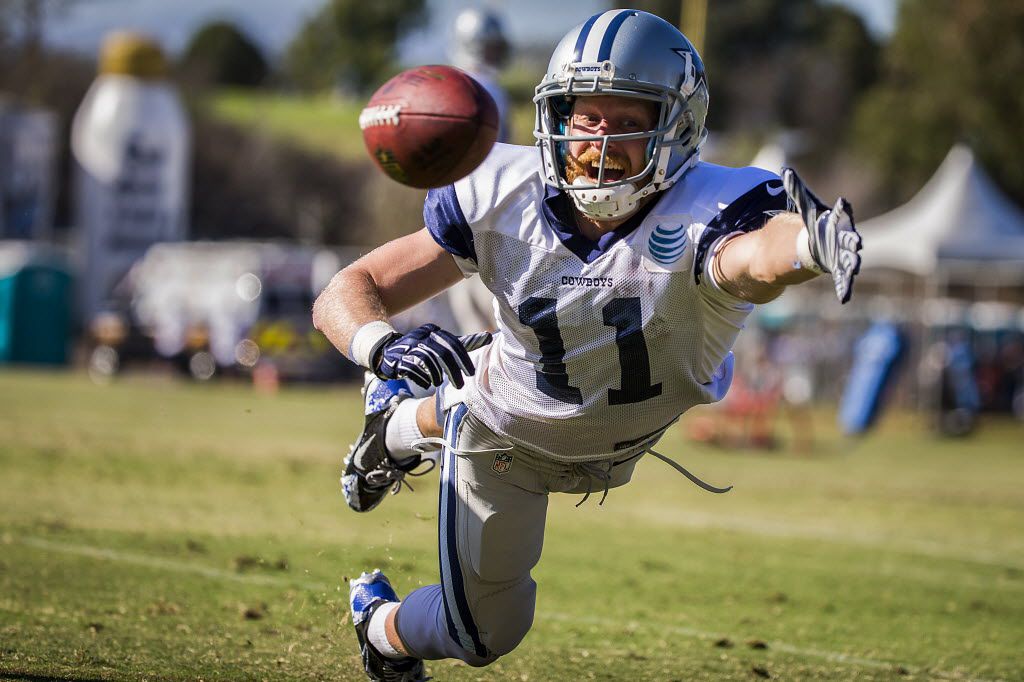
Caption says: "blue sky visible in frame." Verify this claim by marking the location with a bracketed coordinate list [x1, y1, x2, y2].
[41, 0, 897, 62]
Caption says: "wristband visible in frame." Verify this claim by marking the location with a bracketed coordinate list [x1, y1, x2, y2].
[795, 227, 825, 274]
[349, 320, 398, 369]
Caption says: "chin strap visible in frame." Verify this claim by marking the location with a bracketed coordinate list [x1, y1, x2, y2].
[568, 179, 641, 220]
[570, 144, 703, 222]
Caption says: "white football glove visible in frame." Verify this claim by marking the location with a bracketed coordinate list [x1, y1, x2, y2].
[782, 167, 863, 304]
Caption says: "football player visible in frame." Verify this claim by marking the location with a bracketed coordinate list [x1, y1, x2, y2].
[313, 10, 861, 681]
[450, 7, 512, 144]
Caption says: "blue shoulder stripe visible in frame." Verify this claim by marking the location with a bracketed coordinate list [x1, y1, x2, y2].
[694, 178, 788, 284]
[424, 185, 476, 263]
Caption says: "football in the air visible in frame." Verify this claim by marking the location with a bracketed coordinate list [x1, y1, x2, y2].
[359, 65, 499, 189]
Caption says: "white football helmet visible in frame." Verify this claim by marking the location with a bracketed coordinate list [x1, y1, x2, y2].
[534, 10, 709, 220]
[450, 8, 510, 72]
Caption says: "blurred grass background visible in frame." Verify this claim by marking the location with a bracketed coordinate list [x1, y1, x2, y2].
[202, 71, 541, 164]
[1, 369, 1021, 680]
[204, 91, 368, 161]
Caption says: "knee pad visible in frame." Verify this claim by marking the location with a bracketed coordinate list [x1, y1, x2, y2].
[474, 576, 536, 658]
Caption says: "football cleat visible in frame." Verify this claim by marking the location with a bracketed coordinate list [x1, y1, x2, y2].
[341, 373, 434, 513]
[350, 570, 426, 682]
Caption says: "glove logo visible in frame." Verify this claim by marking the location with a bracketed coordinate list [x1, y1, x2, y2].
[491, 453, 514, 475]
[648, 224, 687, 265]
[376, 324, 492, 390]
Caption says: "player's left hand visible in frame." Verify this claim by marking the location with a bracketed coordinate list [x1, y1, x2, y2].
[375, 323, 492, 390]
[782, 167, 863, 304]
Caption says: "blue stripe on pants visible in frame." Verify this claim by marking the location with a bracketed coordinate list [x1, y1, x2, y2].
[438, 404, 488, 659]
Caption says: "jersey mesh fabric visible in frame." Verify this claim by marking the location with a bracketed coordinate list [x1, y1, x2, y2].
[436, 145, 780, 462]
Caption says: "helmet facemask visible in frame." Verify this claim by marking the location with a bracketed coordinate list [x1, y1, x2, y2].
[534, 10, 709, 222]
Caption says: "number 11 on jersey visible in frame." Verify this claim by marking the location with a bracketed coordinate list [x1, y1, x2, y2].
[518, 296, 662, 406]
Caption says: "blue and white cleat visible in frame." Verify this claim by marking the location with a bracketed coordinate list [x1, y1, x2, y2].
[363, 374, 418, 415]
[349, 569, 426, 681]
[341, 373, 434, 513]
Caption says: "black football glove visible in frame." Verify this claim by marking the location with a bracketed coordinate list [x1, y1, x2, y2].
[374, 323, 492, 389]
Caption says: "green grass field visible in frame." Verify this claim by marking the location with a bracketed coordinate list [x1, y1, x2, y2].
[1, 369, 1022, 681]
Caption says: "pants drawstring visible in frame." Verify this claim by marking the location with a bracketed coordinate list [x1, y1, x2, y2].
[416, 429, 731, 505]
[572, 460, 613, 507]
[646, 449, 733, 494]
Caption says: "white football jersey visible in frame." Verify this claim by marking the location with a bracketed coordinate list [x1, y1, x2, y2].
[426, 143, 786, 462]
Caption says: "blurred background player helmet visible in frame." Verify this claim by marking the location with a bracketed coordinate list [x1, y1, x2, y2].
[449, 7, 512, 144]
[449, 7, 510, 73]
[534, 10, 710, 220]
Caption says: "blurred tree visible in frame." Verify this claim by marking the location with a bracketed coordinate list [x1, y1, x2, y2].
[285, 0, 426, 94]
[854, 0, 1024, 206]
[180, 21, 268, 88]
[626, 0, 878, 142]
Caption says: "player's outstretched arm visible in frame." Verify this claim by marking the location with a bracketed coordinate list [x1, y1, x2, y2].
[712, 213, 818, 304]
[713, 174, 862, 305]
[312, 228, 491, 388]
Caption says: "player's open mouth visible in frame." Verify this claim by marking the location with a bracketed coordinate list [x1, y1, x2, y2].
[586, 157, 627, 183]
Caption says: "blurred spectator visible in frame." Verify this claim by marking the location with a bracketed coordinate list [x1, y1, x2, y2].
[449, 7, 511, 143]
[0, 100, 58, 241]
[922, 331, 981, 437]
[975, 334, 1001, 411]
[691, 343, 783, 451]
[999, 337, 1024, 417]
[774, 331, 817, 453]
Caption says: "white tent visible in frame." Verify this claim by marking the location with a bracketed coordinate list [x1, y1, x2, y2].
[749, 143, 786, 173]
[859, 145, 1024, 281]
[747, 131, 810, 173]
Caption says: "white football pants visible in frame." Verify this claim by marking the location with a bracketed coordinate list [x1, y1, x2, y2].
[395, 403, 641, 665]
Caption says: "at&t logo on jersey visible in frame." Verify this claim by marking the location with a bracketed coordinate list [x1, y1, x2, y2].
[647, 224, 688, 265]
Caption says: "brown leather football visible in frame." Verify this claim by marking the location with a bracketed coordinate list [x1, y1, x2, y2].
[359, 65, 499, 189]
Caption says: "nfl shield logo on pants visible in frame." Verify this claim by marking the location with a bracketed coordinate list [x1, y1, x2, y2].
[491, 453, 513, 475]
